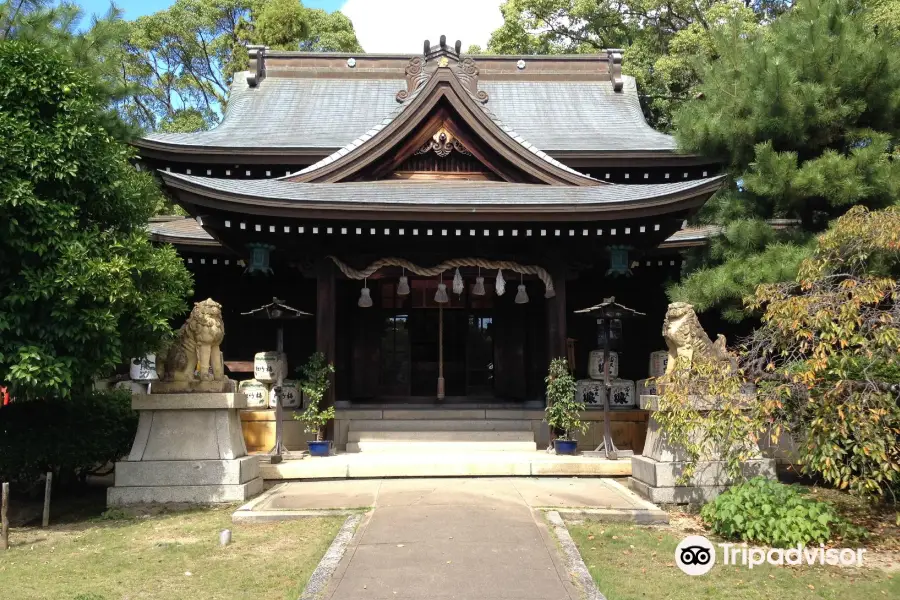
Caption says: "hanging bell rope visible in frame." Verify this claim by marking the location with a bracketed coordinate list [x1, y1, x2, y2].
[328, 256, 556, 298]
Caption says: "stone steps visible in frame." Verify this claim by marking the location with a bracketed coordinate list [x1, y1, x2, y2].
[349, 419, 534, 432]
[346, 440, 538, 453]
[348, 430, 535, 442]
[346, 425, 537, 453]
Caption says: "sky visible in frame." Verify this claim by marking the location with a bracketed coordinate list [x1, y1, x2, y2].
[76, 0, 506, 53]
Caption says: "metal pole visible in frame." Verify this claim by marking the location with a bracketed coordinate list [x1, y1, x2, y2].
[601, 319, 617, 460]
[437, 304, 445, 400]
[42, 472, 52, 528]
[271, 326, 285, 464]
[1, 481, 9, 550]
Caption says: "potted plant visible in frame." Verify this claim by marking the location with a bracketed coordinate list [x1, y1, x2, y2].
[544, 358, 587, 455]
[294, 352, 335, 457]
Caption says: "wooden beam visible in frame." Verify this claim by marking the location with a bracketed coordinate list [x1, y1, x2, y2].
[315, 259, 337, 417]
[545, 269, 567, 364]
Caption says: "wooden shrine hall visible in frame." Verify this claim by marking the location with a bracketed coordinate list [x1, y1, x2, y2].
[138, 37, 724, 457]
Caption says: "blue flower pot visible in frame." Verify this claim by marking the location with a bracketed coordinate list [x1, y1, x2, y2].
[554, 439, 578, 455]
[307, 440, 331, 457]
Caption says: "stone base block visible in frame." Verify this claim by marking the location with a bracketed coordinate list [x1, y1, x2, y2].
[107, 478, 263, 506]
[630, 455, 776, 504]
[631, 455, 776, 488]
[113, 456, 260, 487]
[150, 380, 235, 394]
[628, 478, 728, 504]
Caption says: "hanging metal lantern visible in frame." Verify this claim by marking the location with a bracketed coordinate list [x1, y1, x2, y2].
[606, 246, 632, 277]
[495, 269, 506, 296]
[245, 243, 275, 275]
[452, 268, 464, 295]
[358, 278, 373, 307]
[397, 268, 410, 295]
[472, 267, 486, 296]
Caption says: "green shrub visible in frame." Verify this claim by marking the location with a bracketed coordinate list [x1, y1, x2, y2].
[0, 390, 137, 488]
[700, 477, 863, 547]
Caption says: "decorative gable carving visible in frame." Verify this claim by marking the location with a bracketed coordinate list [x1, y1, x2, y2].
[415, 128, 471, 158]
[396, 35, 489, 104]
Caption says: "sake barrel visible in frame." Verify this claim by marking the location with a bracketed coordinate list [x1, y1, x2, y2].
[239, 379, 270, 408]
[254, 351, 286, 383]
[637, 378, 658, 397]
[648, 351, 669, 378]
[609, 379, 636, 409]
[129, 355, 158, 381]
[588, 350, 619, 380]
[576, 379, 606, 409]
[270, 380, 302, 409]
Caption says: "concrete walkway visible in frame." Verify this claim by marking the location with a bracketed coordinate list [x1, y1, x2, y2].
[236, 478, 665, 599]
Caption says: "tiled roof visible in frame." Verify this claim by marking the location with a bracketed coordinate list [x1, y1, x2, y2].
[162, 173, 722, 207]
[141, 73, 675, 154]
[294, 71, 595, 181]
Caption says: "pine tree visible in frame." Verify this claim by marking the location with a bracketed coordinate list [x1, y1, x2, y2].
[669, 0, 900, 322]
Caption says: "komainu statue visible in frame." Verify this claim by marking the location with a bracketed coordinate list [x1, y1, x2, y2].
[662, 302, 729, 375]
[157, 299, 225, 382]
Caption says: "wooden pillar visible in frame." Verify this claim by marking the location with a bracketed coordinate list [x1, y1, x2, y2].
[315, 259, 337, 415]
[546, 270, 567, 364]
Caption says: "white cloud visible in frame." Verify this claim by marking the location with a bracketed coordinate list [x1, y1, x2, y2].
[340, 0, 505, 54]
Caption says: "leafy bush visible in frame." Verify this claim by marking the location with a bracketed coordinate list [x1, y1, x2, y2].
[294, 352, 335, 441]
[0, 390, 137, 488]
[544, 358, 586, 441]
[701, 477, 863, 547]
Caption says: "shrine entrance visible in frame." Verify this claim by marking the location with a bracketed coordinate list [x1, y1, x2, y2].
[376, 279, 495, 400]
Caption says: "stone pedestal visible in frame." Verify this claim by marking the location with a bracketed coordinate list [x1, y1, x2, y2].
[108, 392, 263, 505]
[630, 395, 776, 504]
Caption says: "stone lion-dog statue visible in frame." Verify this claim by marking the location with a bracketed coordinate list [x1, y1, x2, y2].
[662, 302, 729, 375]
[157, 298, 225, 382]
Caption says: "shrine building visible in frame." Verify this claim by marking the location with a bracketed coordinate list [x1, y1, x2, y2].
[137, 37, 723, 457]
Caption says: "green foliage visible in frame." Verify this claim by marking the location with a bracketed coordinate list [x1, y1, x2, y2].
[544, 358, 585, 440]
[701, 478, 863, 547]
[0, 38, 193, 398]
[0, 390, 138, 487]
[294, 352, 335, 440]
[485, 0, 770, 129]
[110, 0, 362, 132]
[654, 356, 763, 485]
[662, 208, 900, 500]
[746, 206, 900, 499]
[672, 0, 900, 319]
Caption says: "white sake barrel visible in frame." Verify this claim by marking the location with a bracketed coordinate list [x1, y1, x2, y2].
[270, 380, 302, 409]
[609, 379, 636, 409]
[648, 351, 669, 378]
[254, 351, 286, 383]
[588, 350, 618, 380]
[576, 379, 606, 409]
[637, 378, 658, 397]
[129, 355, 158, 381]
[239, 379, 270, 408]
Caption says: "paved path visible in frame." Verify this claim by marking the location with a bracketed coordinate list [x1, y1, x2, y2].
[243, 478, 658, 600]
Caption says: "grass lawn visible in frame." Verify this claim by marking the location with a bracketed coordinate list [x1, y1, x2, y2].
[0, 504, 345, 600]
[569, 521, 899, 600]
